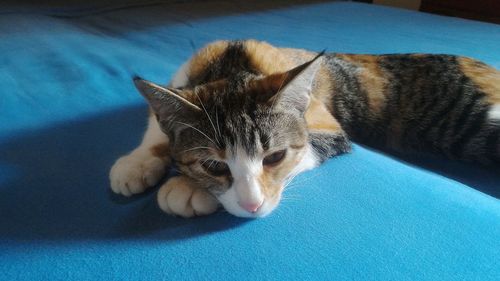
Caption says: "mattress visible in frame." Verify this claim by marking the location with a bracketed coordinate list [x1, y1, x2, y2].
[0, 1, 499, 280]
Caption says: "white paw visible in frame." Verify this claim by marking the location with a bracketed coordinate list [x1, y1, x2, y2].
[157, 176, 219, 218]
[110, 151, 167, 196]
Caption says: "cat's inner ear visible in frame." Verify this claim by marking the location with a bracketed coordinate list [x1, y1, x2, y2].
[260, 52, 324, 113]
[133, 76, 201, 116]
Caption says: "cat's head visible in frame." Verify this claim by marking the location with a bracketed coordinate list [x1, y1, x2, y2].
[134, 55, 322, 218]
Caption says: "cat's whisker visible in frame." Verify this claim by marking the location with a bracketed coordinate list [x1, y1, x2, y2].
[286, 177, 314, 187]
[281, 194, 301, 200]
[284, 183, 306, 191]
[284, 171, 322, 190]
[282, 170, 304, 189]
[283, 180, 303, 191]
[284, 184, 303, 192]
[200, 158, 211, 166]
[174, 121, 217, 146]
[207, 159, 216, 170]
[276, 202, 295, 216]
[181, 146, 212, 153]
[282, 189, 301, 195]
[282, 198, 301, 202]
[286, 178, 315, 189]
[263, 133, 274, 146]
[194, 91, 221, 148]
[263, 130, 291, 146]
[215, 106, 222, 142]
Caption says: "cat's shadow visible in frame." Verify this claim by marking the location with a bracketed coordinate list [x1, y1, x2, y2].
[0, 105, 497, 243]
[0, 105, 249, 242]
[109, 187, 250, 241]
[106, 182, 250, 241]
[361, 146, 500, 198]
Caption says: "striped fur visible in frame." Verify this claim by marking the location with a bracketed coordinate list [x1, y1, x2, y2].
[328, 53, 500, 164]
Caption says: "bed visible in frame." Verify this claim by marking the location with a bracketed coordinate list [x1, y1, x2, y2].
[1, 1, 499, 280]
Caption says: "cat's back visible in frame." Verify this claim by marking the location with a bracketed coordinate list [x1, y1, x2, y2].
[325, 52, 500, 126]
[329, 53, 500, 101]
[175, 40, 499, 163]
[325, 53, 500, 163]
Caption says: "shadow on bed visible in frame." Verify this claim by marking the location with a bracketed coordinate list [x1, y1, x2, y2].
[0, 104, 498, 242]
[389, 152, 500, 198]
[360, 146, 500, 198]
[0, 105, 249, 242]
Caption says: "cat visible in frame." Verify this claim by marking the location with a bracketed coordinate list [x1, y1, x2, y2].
[110, 39, 500, 218]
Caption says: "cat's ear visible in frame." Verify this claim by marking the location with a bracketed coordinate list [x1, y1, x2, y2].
[262, 52, 324, 114]
[133, 76, 201, 113]
[133, 76, 201, 117]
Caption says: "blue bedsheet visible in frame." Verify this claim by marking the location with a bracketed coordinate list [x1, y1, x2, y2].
[1, 1, 499, 280]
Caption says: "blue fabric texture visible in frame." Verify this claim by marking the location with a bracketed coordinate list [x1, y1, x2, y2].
[0, 1, 499, 280]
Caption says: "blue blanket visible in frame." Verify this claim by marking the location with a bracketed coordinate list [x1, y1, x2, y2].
[1, 1, 499, 280]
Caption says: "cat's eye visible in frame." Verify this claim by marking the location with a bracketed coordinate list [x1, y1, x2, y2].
[201, 159, 230, 177]
[263, 149, 287, 167]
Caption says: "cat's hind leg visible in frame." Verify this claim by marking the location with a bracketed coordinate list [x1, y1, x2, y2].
[110, 113, 171, 196]
[488, 104, 500, 122]
[157, 176, 219, 218]
[487, 104, 500, 163]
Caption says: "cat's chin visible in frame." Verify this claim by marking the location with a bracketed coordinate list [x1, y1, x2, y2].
[223, 203, 276, 218]
[217, 190, 279, 218]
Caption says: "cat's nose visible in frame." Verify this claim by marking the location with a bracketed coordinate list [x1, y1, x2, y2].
[238, 200, 263, 213]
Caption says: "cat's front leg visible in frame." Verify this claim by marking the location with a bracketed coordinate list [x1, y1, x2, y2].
[305, 97, 352, 161]
[110, 114, 171, 196]
[157, 176, 219, 218]
[308, 131, 352, 162]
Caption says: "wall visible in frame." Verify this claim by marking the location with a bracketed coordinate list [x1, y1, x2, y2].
[373, 0, 421, 10]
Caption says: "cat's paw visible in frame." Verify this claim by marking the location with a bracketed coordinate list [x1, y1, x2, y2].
[110, 151, 168, 196]
[157, 176, 219, 218]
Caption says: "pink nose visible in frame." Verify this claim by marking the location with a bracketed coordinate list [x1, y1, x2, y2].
[238, 201, 263, 213]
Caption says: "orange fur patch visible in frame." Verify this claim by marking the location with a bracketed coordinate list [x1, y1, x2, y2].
[280, 47, 316, 62]
[244, 40, 296, 75]
[150, 143, 170, 158]
[312, 67, 336, 112]
[215, 148, 226, 160]
[258, 169, 275, 197]
[459, 57, 500, 104]
[305, 96, 342, 133]
[337, 54, 388, 114]
[258, 151, 301, 198]
[259, 141, 310, 200]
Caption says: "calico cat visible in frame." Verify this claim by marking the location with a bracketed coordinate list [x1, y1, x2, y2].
[110, 40, 500, 218]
